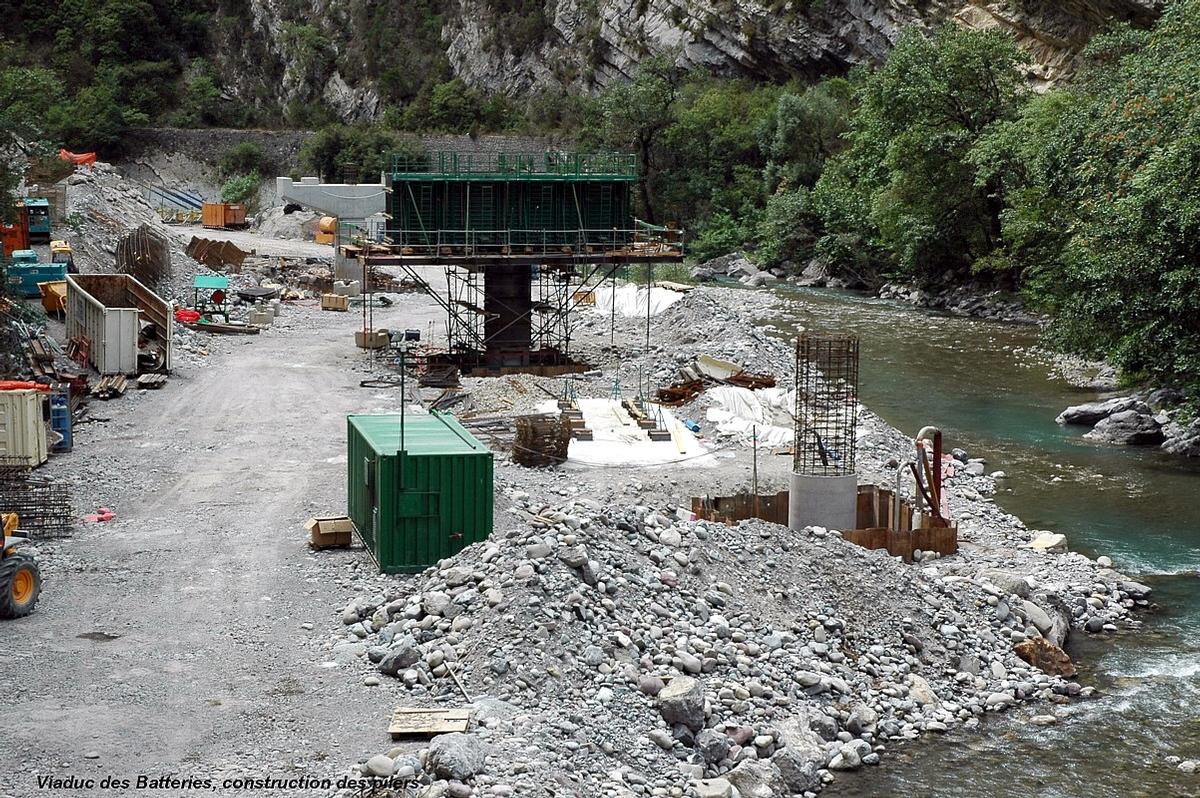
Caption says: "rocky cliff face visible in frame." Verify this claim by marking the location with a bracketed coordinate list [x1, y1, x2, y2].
[207, 0, 1163, 120]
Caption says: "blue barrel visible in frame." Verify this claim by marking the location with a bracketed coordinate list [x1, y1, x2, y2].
[49, 390, 71, 452]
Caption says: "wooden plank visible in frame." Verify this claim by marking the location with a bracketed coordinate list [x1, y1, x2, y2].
[389, 707, 470, 739]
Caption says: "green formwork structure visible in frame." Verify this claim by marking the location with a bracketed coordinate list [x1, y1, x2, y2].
[347, 412, 494, 573]
[385, 151, 639, 253]
[357, 149, 683, 374]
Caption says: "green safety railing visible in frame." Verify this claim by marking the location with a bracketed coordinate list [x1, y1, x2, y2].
[337, 221, 682, 258]
[389, 151, 638, 181]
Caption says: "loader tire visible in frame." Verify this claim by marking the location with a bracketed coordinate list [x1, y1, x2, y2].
[0, 553, 41, 618]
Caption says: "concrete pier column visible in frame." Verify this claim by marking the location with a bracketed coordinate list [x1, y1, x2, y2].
[788, 472, 858, 532]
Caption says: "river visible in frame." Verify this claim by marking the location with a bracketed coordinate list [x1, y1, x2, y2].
[766, 287, 1200, 797]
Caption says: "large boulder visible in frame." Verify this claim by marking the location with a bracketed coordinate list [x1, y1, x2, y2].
[427, 732, 487, 780]
[1015, 637, 1077, 677]
[694, 729, 731, 764]
[723, 257, 756, 278]
[657, 675, 705, 731]
[1056, 396, 1148, 426]
[771, 713, 825, 792]
[1019, 600, 1054, 635]
[725, 760, 785, 798]
[979, 568, 1032, 597]
[378, 636, 420, 676]
[1084, 410, 1164, 445]
[797, 259, 829, 287]
[691, 778, 733, 798]
[1161, 418, 1200, 456]
[697, 252, 753, 278]
[740, 270, 778, 288]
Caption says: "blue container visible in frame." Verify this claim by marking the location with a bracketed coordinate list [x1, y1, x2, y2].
[49, 390, 71, 452]
[7, 261, 67, 297]
[23, 198, 51, 243]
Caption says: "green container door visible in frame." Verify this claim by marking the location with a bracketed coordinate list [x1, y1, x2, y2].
[347, 413, 494, 574]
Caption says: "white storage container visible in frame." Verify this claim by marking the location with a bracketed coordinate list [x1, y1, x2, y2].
[66, 274, 173, 375]
[0, 390, 48, 467]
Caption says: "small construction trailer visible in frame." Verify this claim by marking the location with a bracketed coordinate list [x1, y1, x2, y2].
[66, 274, 172, 375]
[347, 412, 494, 573]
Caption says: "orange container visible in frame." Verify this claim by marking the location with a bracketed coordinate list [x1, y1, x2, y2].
[203, 202, 248, 229]
[202, 203, 224, 228]
[1, 209, 30, 255]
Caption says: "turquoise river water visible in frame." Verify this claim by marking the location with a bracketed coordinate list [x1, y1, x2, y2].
[767, 288, 1200, 798]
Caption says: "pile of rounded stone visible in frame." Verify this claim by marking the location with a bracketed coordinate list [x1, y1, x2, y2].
[337, 489, 1111, 797]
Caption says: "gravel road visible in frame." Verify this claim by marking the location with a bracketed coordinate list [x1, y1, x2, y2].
[0, 300, 440, 798]
[169, 225, 335, 260]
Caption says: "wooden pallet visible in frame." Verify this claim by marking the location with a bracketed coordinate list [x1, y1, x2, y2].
[93, 374, 128, 400]
[388, 707, 470, 739]
[137, 373, 168, 389]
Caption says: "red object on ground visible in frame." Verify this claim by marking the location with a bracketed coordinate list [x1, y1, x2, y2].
[0, 381, 50, 392]
[59, 149, 97, 167]
[174, 309, 201, 323]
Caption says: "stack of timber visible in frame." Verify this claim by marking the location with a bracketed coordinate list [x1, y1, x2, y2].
[92, 374, 128, 399]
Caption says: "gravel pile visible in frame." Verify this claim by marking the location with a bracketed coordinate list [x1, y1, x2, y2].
[331, 488, 1149, 797]
[254, 205, 321, 239]
[62, 162, 208, 299]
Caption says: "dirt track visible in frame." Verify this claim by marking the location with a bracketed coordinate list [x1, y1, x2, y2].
[0, 300, 440, 797]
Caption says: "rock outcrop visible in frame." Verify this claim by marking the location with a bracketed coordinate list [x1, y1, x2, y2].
[202, 0, 1164, 121]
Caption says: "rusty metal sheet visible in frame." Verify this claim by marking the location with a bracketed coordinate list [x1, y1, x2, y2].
[185, 236, 248, 270]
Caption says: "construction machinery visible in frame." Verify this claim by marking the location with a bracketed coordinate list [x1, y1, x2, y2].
[0, 513, 41, 618]
[22, 198, 51, 243]
[50, 240, 74, 271]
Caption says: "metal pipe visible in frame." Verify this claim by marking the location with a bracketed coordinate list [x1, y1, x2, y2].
[896, 459, 915, 531]
[916, 426, 944, 519]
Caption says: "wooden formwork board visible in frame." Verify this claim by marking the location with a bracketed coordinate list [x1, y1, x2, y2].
[388, 708, 470, 738]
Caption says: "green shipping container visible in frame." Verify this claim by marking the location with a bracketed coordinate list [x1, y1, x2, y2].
[347, 412, 494, 573]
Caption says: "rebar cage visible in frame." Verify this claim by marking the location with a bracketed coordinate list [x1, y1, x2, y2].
[0, 457, 73, 540]
[794, 333, 860, 477]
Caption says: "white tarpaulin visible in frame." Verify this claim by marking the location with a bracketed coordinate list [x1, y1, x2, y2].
[705, 386, 796, 447]
[537, 398, 716, 468]
[591, 284, 684, 318]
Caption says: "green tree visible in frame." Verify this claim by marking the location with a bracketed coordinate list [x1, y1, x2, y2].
[761, 78, 854, 190]
[220, 143, 275, 178]
[813, 26, 1028, 281]
[301, 124, 422, 181]
[593, 56, 682, 222]
[0, 67, 65, 222]
[1034, 3, 1200, 392]
[221, 172, 260, 205]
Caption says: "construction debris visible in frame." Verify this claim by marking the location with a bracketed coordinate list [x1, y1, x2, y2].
[0, 458, 72, 540]
[185, 235, 249, 271]
[655, 379, 704, 406]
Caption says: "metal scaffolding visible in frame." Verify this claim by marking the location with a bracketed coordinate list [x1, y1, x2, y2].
[794, 333, 860, 477]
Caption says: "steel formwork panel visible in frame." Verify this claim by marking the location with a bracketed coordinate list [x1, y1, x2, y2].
[388, 179, 633, 250]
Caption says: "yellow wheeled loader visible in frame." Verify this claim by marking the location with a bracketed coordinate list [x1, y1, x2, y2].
[1, 513, 41, 618]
